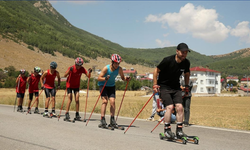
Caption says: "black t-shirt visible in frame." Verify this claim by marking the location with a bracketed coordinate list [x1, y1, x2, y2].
[157, 55, 190, 90]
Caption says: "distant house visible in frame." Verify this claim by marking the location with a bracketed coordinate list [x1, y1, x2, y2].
[240, 77, 250, 87]
[226, 76, 239, 83]
[116, 68, 137, 81]
[189, 66, 221, 94]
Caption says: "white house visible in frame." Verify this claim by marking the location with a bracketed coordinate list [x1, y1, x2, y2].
[189, 67, 221, 94]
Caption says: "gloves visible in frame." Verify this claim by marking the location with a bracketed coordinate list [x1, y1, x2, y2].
[105, 75, 110, 81]
[41, 86, 44, 90]
[184, 85, 190, 96]
[88, 68, 92, 73]
[153, 84, 160, 93]
[125, 77, 131, 81]
[70, 67, 73, 71]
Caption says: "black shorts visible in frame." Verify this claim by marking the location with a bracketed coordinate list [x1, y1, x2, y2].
[29, 92, 39, 100]
[67, 88, 79, 94]
[159, 89, 182, 107]
[99, 86, 116, 98]
[17, 93, 25, 98]
[44, 88, 56, 98]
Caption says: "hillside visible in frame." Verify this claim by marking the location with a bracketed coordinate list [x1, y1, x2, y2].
[0, 36, 153, 78]
[0, 0, 250, 77]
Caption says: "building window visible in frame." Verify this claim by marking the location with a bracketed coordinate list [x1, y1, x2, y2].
[201, 87, 204, 92]
[200, 80, 204, 84]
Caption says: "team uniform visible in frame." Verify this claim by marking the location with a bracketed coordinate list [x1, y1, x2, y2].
[66, 65, 87, 93]
[44, 69, 57, 98]
[16, 76, 27, 98]
[29, 73, 41, 100]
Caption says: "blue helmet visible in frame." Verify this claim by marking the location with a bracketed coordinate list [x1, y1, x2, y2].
[50, 61, 57, 69]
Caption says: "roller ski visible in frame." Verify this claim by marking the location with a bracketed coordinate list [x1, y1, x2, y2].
[186, 136, 199, 144]
[109, 117, 124, 130]
[98, 117, 114, 130]
[74, 112, 86, 122]
[26, 108, 31, 114]
[43, 112, 52, 118]
[17, 106, 24, 113]
[159, 132, 187, 144]
[64, 112, 75, 123]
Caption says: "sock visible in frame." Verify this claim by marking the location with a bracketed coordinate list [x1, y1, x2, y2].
[176, 122, 183, 130]
[164, 123, 171, 132]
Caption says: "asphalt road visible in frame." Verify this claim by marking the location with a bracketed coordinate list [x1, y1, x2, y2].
[1, 104, 250, 150]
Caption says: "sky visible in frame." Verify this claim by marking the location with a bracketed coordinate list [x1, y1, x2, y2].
[49, 1, 250, 56]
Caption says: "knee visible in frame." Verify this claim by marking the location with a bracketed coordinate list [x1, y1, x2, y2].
[175, 104, 183, 112]
[75, 99, 79, 103]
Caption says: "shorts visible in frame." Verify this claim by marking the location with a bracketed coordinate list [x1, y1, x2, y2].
[159, 89, 182, 107]
[99, 86, 116, 98]
[67, 88, 79, 94]
[17, 93, 25, 98]
[29, 92, 39, 100]
[44, 88, 56, 98]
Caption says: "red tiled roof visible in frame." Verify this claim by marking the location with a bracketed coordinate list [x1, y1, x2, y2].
[241, 78, 250, 81]
[140, 77, 153, 80]
[226, 77, 238, 79]
[190, 67, 220, 73]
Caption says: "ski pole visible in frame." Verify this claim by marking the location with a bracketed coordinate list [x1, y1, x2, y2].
[151, 117, 164, 133]
[86, 80, 108, 126]
[84, 74, 91, 122]
[14, 78, 21, 112]
[58, 73, 71, 121]
[116, 80, 129, 122]
[124, 92, 156, 134]
[26, 89, 44, 115]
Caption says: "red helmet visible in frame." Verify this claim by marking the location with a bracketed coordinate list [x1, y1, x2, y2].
[20, 69, 26, 74]
[111, 54, 122, 63]
[75, 57, 84, 66]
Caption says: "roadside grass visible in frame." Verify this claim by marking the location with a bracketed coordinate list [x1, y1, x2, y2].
[1, 88, 249, 131]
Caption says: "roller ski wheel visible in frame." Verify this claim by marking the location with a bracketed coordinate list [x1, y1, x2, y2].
[63, 118, 75, 123]
[43, 112, 52, 118]
[159, 133, 187, 144]
[187, 136, 199, 144]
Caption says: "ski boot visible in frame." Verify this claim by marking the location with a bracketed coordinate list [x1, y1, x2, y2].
[74, 112, 83, 121]
[27, 108, 31, 114]
[98, 117, 107, 128]
[109, 117, 124, 130]
[43, 112, 49, 117]
[50, 111, 57, 117]
[63, 112, 75, 122]
[19, 107, 24, 113]
[164, 129, 175, 139]
[17, 106, 21, 112]
[34, 108, 39, 114]
[176, 129, 187, 139]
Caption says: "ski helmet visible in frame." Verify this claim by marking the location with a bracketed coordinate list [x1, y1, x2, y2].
[75, 57, 84, 66]
[111, 54, 122, 63]
[20, 69, 26, 74]
[50, 61, 57, 69]
[34, 66, 41, 73]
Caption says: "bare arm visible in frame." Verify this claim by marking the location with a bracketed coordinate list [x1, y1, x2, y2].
[40, 71, 47, 87]
[97, 66, 108, 82]
[16, 75, 20, 84]
[153, 68, 160, 93]
[56, 71, 61, 86]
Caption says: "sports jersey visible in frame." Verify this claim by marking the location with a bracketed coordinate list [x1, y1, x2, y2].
[66, 65, 87, 88]
[44, 69, 57, 89]
[98, 65, 119, 87]
[157, 55, 190, 90]
[16, 76, 27, 93]
[28, 74, 41, 93]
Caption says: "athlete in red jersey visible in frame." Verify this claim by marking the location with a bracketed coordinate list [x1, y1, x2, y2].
[40, 62, 61, 117]
[64, 57, 92, 120]
[16, 69, 27, 112]
[27, 67, 42, 114]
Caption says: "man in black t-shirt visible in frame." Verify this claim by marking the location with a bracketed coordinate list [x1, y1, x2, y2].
[153, 43, 191, 139]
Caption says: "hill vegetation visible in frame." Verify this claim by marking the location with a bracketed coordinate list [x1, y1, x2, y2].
[0, 0, 250, 78]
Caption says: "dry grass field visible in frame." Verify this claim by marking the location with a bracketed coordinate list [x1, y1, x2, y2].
[1, 88, 249, 131]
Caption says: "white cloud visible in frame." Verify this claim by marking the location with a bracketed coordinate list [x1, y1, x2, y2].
[155, 39, 172, 47]
[231, 21, 250, 43]
[145, 3, 230, 43]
